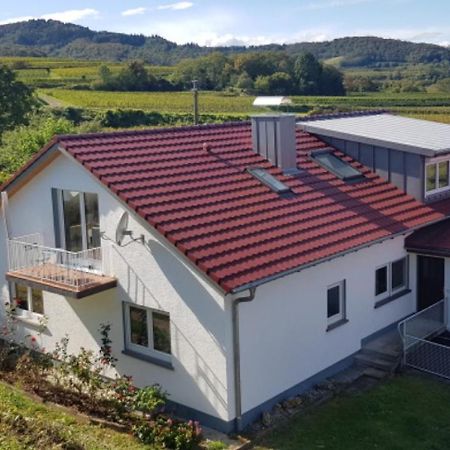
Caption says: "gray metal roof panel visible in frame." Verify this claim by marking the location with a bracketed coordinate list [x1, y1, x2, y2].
[298, 114, 450, 157]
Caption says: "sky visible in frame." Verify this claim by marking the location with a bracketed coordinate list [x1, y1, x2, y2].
[1, 0, 450, 47]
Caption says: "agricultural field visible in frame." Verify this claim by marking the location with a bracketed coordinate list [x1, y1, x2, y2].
[38, 88, 450, 123]
[0, 56, 173, 88]
[3, 56, 450, 123]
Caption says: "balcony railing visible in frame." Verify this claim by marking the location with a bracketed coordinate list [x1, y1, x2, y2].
[6, 233, 116, 298]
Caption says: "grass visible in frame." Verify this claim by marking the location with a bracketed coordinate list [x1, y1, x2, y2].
[254, 374, 450, 450]
[0, 381, 154, 450]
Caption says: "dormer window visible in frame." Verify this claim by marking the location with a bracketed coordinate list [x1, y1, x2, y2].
[425, 159, 449, 196]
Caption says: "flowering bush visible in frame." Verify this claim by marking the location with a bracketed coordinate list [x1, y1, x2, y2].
[133, 415, 202, 450]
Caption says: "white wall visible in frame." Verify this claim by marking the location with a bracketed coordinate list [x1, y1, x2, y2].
[0, 152, 235, 422]
[238, 235, 416, 414]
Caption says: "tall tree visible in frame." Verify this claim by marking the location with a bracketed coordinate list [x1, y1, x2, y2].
[0, 65, 34, 136]
[294, 53, 323, 95]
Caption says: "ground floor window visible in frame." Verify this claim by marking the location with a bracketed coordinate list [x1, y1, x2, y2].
[123, 303, 171, 362]
[327, 280, 346, 329]
[375, 257, 408, 302]
[10, 283, 44, 318]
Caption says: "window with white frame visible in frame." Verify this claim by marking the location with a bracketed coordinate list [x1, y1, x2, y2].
[124, 303, 171, 361]
[327, 280, 346, 327]
[375, 257, 408, 301]
[10, 282, 44, 319]
[426, 160, 450, 195]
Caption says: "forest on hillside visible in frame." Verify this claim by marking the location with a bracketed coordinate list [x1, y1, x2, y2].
[1, 19, 450, 67]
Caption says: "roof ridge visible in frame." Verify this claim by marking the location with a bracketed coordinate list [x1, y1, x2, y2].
[56, 120, 251, 142]
[299, 109, 390, 123]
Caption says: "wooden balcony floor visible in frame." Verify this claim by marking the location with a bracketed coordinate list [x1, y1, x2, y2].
[6, 263, 117, 299]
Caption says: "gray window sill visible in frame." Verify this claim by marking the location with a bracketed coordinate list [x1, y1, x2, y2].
[326, 318, 348, 332]
[122, 349, 174, 370]
[374, 289, 411, 309]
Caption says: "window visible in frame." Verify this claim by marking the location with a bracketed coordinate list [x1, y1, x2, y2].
[375, 257, 408, 301]
[247, 167, 291, 194]
[312, 151, 364, 182]
[426, 160, 450, 195]
[10, 283, 44, 318]
[124, 303, 171, 362]
[55, 189, 100, 251]
[327, 280, 346, 328]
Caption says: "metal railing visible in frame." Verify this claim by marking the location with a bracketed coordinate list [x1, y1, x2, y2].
[7, 234, 111, 290]
[398, 299, 450, 379]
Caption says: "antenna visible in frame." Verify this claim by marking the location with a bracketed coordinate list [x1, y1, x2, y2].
[115, 212, 133, 245]
[192, 80, 199, 125]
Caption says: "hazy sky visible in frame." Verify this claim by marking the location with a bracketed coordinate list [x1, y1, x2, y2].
[1, 1, 449, 47]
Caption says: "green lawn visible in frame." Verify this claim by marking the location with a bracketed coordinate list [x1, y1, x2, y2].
[254, 374, 450, 450]
[0, 381, 154, 450]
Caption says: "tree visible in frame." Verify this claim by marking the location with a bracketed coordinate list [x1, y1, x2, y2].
[320, 65, 345, 95]
[268, 72, 294, 95]
[0, 65, 35, 136]
[294, 52, 323, 95]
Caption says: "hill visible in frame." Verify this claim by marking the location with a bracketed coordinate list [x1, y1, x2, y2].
[0, 19, 450, 66]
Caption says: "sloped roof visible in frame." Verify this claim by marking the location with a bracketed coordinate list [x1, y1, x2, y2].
[298, 113, 450, 157]
[1, 122, 446, 293]
[405, 218, 450, 257]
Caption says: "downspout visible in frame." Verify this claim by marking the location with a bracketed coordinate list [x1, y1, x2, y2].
[232, 287, 256, 433]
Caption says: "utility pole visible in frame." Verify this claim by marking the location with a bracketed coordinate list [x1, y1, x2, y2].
[192, 80, 199, 125]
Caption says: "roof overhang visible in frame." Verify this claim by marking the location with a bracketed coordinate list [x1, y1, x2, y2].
[0, 139, 61, 197]
[298, 122, 439, 157]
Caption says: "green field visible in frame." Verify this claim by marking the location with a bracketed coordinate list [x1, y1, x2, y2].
[2, 56, 450, 124]
[38, 88, 450, 123]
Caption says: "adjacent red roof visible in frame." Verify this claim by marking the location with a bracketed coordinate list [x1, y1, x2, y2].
[2, 122, 447, 292]
[405, 218, 450, 257]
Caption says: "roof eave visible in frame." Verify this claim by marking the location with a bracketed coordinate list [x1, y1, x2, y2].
[230, 215, 450, 294]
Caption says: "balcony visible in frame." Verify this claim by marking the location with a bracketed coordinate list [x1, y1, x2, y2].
[6, 234, 117, 298]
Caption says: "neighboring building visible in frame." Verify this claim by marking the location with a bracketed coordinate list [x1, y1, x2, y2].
[1, 112, 450, 432]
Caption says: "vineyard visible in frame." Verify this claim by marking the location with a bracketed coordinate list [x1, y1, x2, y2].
[2, 56, 450, 123]
[38, 88, 450, 123]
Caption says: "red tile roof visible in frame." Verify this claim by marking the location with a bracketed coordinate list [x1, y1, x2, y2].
[405, 218, 450, 257]
[2, 122, 447, 292]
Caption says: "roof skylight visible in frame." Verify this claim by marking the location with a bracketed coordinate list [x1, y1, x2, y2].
[312, 151, 364, 182]
[248, 167, 291, 194]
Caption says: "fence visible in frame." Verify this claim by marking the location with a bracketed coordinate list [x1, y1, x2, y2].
[398, 299, 450, 379]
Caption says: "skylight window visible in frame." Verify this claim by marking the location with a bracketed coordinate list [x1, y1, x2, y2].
[312, 151, 364, 182]
[248, 167, 291, 194]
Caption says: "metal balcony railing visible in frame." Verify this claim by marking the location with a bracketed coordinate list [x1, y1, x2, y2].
[7, 233, 113, 292]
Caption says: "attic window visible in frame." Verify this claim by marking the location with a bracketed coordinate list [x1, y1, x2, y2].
[248, 167, 291, 194]
[312, 151, 364, 182]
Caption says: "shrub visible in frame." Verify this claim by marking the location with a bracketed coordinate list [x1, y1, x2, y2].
[134, 416, 202, 450]
[134, 384, 167, 415]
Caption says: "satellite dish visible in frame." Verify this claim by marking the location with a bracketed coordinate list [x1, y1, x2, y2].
[115, 212, 132, 245]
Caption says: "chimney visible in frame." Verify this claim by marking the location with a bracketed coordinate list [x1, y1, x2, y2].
[251, 114, 299, 175]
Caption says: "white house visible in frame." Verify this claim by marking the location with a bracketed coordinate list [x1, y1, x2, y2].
[1, 112, 450, 432]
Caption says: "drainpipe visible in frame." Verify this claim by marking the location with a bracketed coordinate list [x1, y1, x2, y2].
[232, 287, 256, 433]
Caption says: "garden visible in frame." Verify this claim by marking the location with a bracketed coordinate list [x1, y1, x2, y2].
[0, 305, 206, 450]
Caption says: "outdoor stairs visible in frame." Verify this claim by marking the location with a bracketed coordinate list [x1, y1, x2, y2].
[354, 329, 403, 378]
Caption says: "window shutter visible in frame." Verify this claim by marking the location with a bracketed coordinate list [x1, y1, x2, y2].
[51, 188, 61, 248]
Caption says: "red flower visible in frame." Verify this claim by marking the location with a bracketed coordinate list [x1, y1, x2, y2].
[31, 336, 37, 342]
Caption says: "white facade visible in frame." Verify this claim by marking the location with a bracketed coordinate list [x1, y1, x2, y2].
[0, 148, 438, 430]
[238, 236, 416, 415]
[0, 151, 235, 423]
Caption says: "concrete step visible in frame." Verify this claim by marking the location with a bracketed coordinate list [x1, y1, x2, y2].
[360, 347, 401, 363]
[362, 367, 388, 380]
[354, 353, 397, 372]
